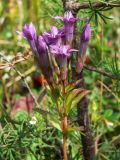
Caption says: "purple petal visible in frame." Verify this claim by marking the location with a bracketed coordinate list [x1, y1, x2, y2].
[50, 44, 75, 57]
[79, 41, 89, 55]
[64, 11, 77, 23]
[49, 45, 59, 54]
[22, 22, 36, 40]
[64, 11, 74, 20]
[43, 26, 62, 45]
[42, 32, 50, 44]
[51, 26, 58, 37]
[81, 24, 91, 42]
[58, 26, 65, 35]
[37, 36, 47, 53]
[76, 24, 91, 73]
[59, 45, 70, 56]
[29, 22, 36, 35]
[79, 24, 91, 56]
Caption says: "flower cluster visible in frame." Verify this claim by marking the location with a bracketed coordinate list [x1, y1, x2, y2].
[18, 11, 91, 86]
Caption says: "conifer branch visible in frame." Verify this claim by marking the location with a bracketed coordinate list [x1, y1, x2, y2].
[66, 0, 120, 11]
[84, 65, 120, 80]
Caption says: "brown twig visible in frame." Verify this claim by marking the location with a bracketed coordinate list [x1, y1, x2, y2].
[0, 53, 39, 108]
[66, 0, 120, 11]
[0, 51, 32, 70]
[111, 135, 120, 146]
[1, 52, 119, 81]
[6, 66, 36, 88]
[98, 80, 120, 102]
[84, 65, 120, 80]
[0, 53, 50, 118]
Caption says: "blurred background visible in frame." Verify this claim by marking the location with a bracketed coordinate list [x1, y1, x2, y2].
[0, 0, 120, 160]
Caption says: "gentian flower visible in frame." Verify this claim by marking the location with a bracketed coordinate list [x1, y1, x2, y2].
[79, 23, 91, 57]
[50, 45, 76, 67]
[17, 23, 53, 85]
[50, 44, 77, 80]
[22, 22, 36, 40]
[17, 22, 36, 40]
[63, 11, 77, 45]
[54, 11, 77, 45]
[76, 23, 91, 73]
[35, 36, 53, 84]
[43, 26, 63, 46]
[17, 22, 38, 54]
[36, 36, 50, 69]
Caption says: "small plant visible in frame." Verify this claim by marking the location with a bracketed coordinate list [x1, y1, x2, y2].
[17, 11, 91, 160]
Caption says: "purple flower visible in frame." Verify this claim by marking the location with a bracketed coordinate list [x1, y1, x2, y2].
[79, 24, 91, 56]
[37, 36, 47, 54]
[80, 24, 91, 42]
[17, 22, 38, 55]
[22, 22, 36, 40]
[17, 22, 36, 40]
[54, 11, 77, 45]
[76, 24, 91, 73]
[17, 23, 53, 84]
[50, 44, 77, 80]
[64, 11, 77, 45]
[50, 44, 77, 62]
[43, 26, 63, 45]
[36, 36, 53, 83]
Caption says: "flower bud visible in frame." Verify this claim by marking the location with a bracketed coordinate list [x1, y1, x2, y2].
[76, 24, 91, 73]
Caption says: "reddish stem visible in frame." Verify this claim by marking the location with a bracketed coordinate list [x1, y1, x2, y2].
[62, 116, 68, 160]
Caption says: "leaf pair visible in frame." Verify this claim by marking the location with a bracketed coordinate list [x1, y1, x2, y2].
[64, 81, 90, 115]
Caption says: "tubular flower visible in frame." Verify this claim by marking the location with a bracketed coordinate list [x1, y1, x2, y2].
[18, 23, 53, 84]
[50, 44, 77, 80]
[35, 36, 53, 84]
[22, 22, 36, 40]
[43, 26, 63, 45]
[54, 11, 77, 45]
[80, 24, 91, 44]
[17, 22, 38, 54]
[50, 44, 76, 67]
[63, 11, 77, 45]
[36, 36, 52, 75]
[76, 23, 91, 73]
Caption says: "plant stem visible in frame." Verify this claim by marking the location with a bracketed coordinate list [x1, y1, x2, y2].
[63, 116, 68, 160]
[62, 80, 68, 160]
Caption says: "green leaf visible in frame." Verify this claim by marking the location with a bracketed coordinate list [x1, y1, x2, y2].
[65, 89, 90, 115]
[64, 126, 84, 136]
[65, 89, 84, 109]
[14, 110, 28, 122]
[64, 127, 75, 136]
[70, 90, 90, 110]
[47, 115, 61, 131]
[52, 87, 61, 103]
[65, 79, 82, 93]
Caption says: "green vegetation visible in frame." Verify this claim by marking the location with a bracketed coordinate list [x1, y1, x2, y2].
[0, 0, 120, 160]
